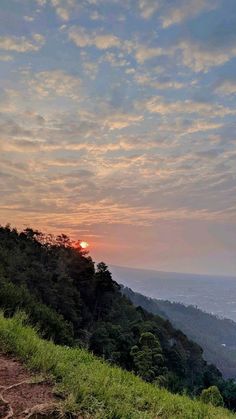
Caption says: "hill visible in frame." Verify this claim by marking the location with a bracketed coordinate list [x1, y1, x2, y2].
[0, 312, 234, 419]
[111, 265, 236, 322]
[123, 287, 236, 379]
[1, 225, 236, 410]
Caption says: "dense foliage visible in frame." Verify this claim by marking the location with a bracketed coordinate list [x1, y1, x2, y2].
[0, 225, 229, 400]
[200, 386, 224, 408]
[123, 286, 236, 409]
[122, 286, 236, 379]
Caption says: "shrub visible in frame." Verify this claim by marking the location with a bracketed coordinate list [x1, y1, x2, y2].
[200, 386, 224, 407]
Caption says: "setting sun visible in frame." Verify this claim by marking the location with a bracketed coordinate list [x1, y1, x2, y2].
[80, 241, 89, 249]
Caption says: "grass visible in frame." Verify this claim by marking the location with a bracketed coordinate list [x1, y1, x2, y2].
[0, 312, 234, 419]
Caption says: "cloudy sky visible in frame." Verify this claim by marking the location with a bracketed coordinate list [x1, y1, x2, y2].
[0, 0, 236, 275]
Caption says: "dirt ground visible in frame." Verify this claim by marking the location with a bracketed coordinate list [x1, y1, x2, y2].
[0, 352, 60, 418]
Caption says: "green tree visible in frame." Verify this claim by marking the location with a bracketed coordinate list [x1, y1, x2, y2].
[130, 332, 164, 382]
[219, 379, 236, 410]
[200, 385, 224, 407]
[93, 262, 120, 321]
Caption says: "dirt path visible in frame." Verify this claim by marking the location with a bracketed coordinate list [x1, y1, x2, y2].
[0, 353, 60, 418]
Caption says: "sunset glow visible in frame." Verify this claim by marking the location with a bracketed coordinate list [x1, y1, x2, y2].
[80, 241, 89, 249]
[0, 1, 235, 275]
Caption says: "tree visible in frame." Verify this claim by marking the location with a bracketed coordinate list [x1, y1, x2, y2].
[130, 332, 164, 382]
[93, 262, 120, 321]
[219, 379, 236, 410]
[200, 385, 224, 407]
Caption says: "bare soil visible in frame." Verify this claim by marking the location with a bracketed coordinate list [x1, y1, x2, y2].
[0, 353, 60, 418]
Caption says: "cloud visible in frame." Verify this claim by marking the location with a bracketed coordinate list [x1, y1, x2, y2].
[135, 46, 164, 63]
[36, 0, 76, 21]
[134, 14, 236, 71]
[135, 73, 184, 90]
[182, 120, 223, 134]
[23, 16, 35, 22]
[215, 79, 236, 95]
[90, 10, 104, 21]
[136, 3, 235, 73]
[51, 0, 72, 21]
[195, 149, 222, 159]
[0, 34, 45, 53]
[68, 27, 121, 50]
[0, 103, 235, 236]
[143, 96, 235, 117]
[1, 139, 43, 153]
[138, 0, 161, 19]
[138, 0, 219, 26]
[134, 35, 236, 71]
[178, 39, 236, 72]
[0, 54, 13, 61]
[36, 0, 47, 5]
[27, 70, 81, 99]
[0, 119, 33, 138]
[69, 34, 167, 64]
[100, 52, 129, 68]
[103, 113, 143, 130]
[161, 0, 219, 28]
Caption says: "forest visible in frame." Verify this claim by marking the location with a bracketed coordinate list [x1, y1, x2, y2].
[0, 225, 236, 410]
[123, 287, 236, 379]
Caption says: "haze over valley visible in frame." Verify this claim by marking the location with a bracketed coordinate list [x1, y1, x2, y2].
[111, 265, 236, 322]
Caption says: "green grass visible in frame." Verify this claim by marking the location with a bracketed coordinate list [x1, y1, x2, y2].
[0, 312, 234, 419]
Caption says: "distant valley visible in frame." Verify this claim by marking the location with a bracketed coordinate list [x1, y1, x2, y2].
[111, 265, 236, 322]
[122, 286, 236, 379]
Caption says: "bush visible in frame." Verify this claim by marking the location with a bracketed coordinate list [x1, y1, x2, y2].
[200, 386, 224, 407]
[0, 280, 74, 345]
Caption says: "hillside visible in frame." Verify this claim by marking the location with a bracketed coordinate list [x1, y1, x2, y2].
[0, 313, 234, 419]
[1, 225, 236, 410]
[123, 287, 236, 379]
[0, 225, 224, 397]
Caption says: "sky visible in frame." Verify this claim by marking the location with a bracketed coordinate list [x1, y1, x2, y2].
[0, 0, 236, 276]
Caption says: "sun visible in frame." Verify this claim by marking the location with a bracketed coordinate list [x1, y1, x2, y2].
[80, 241, 89, 249]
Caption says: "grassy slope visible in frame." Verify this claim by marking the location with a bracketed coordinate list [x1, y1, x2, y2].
[0, 313, 234, 419]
